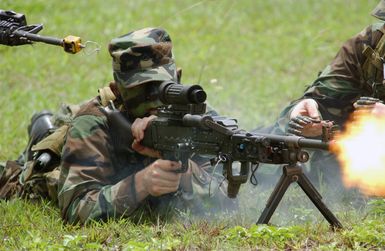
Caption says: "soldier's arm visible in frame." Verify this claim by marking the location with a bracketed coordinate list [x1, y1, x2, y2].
[274, 23, 382, 134]
[58, 113, 140, 224]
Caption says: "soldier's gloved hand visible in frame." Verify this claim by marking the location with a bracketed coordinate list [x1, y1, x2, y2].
[288, 115, 319, 136]
[131, 115, 161, 158]
[353, 96, 380, 109]
[289, 99, 324, 137]
[353, 97, 385, 118]
[135, 160, 182, 198]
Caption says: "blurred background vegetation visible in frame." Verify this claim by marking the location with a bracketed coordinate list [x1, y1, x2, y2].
[0, 0, 378, 161]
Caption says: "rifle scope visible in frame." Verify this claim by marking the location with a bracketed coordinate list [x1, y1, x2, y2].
[159, 81, 207, 105]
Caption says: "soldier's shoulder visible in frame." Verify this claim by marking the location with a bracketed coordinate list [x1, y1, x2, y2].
[68, 97, 109, 135]
[75, 97, 106, 119]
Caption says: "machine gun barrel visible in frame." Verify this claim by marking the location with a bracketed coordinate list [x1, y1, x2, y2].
[256, 133, 330, 150]
[298, 137, 329, 150]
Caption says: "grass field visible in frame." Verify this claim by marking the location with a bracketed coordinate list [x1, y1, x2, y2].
[1, 0, 385, 250]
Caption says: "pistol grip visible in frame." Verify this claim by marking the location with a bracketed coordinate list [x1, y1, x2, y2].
[163, 151, 189, 173]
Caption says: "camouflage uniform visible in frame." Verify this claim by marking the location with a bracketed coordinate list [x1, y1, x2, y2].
[58, 28, 234, 224]
[273, 1, 385, 134]
[267, 4, 385, 187]
[275, 24, 385, 133]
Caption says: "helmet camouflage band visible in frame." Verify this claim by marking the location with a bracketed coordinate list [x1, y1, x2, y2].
[108, 27, 177, 89]
[372, 0, 385, 20]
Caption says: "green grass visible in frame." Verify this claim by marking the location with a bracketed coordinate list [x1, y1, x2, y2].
[1, 198, 385, 250]
[1, 0, 384, 250]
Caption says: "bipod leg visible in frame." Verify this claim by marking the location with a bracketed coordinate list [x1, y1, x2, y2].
[257, 165, 294, 225]
[257, 164, 343, 229]
[296, 164, 343, 229]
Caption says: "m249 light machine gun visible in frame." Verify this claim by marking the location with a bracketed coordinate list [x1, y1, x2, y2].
[0, 9, 92, 54]
[111, 81, 343, 229]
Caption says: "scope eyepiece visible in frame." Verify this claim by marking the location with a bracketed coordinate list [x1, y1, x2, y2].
[159, 81, 207, 105]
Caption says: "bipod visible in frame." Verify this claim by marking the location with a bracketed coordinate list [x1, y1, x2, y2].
[257, 163, 343, 229]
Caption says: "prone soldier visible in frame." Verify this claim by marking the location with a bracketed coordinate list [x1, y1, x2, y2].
[0, 27, 236, 224]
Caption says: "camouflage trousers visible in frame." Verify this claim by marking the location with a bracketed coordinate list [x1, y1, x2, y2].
[0, 159, 60, 202]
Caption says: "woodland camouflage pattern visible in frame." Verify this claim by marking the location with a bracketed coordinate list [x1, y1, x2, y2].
[266, 21, 385, 188]
[372, 0, 385, 21]
[58, 96, 233, 224]
[272, 22, 385, 134]
[58, 98, 148, 223]
[58, 28, 233, 224]
[109, 27, 177, 89]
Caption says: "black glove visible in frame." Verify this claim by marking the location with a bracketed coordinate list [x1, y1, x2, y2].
[353, 96, 383, 110]
[287, 115, 320, 136]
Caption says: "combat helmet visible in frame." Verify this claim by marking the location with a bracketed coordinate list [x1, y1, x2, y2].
[372, 0, 385, 20]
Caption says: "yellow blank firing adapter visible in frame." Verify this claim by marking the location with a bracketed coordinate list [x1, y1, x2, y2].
[11, 29, 100, 55]
[63, 35, 84, 54]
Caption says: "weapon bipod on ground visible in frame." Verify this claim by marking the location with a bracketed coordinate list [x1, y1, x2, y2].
[257, 163, 343, 229]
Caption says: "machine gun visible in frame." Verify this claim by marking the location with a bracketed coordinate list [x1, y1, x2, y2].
[109, 81, 343, 229]
[0, 9, 84, 53]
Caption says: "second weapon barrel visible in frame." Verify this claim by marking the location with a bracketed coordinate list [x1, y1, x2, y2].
[13, 30, 62, 46]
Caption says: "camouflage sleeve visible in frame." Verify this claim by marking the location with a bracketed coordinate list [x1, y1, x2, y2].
[58, 112, 138, 224]
[273, 23, 384, 134]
